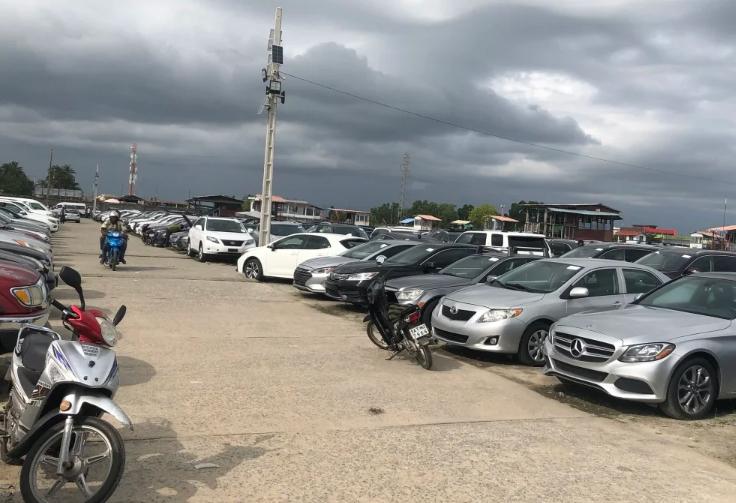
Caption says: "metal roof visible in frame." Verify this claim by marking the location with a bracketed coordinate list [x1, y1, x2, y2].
[547, 207, 622, 219]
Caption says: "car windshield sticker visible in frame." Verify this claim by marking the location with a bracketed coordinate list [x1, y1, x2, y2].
[595, 248, 603, 251]
[682, 255, 691, 259]
[489, 257, 500, 262]
[426, 248, 435, 252]
[566, 265, 582, 271]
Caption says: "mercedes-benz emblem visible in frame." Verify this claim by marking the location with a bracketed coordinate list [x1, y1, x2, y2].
[449, 305, 458, 315]
[570, 338, 586, 358]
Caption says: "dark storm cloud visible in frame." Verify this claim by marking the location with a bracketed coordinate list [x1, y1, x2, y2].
[1, 0, 735, 232]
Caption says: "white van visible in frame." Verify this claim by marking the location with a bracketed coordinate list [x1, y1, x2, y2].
[454, 231, 550, 256]
[54, 202, 87, 216]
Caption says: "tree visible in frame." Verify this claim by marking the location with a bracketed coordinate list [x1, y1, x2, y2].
[370, 202, 400, 225]
[457, 204, 474, 221]
[0, 161, 34, 196]
[408, 200, 458, 226]
[469, 204, 499, 229]
[508, 200, 542, 225]
[40, 164, 80, 190]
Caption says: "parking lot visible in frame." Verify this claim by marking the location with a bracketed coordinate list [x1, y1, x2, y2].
[3, 220, 736, 502]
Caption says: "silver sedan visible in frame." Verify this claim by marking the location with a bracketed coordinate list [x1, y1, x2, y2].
[431, 258, 669, 365]
[544, 272, 736, 419]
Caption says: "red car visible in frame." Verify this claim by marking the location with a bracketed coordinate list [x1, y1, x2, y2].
[0, 261, 49, 353]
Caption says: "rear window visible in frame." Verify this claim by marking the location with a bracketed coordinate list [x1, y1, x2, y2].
[340, 239, 365, 249]
[456, 233, 487, 245]
[636, 250, 692, 272]
[508, 236, 547, 255]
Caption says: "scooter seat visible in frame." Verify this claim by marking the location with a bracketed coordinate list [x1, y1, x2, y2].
[19, 330, 54, 372]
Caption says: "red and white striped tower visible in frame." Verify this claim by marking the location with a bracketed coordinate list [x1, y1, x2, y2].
[128, 144, 138, 196]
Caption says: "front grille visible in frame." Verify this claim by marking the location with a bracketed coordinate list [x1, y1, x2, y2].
[552, 359, 608, 382]
[221, 240, 244, 247]
[434, 328, 469, 344]
[330, 273, 349, 281]
[553, 332, 615, 362]
[442, 305, 475, 321]
[293, 267, 312, 287]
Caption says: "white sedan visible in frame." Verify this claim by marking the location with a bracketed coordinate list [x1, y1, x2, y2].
[188, 217, 256, 261]
[237, 233, 366, 281]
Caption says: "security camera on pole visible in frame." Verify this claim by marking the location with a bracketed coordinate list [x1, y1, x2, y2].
[258, 7, 286, 246]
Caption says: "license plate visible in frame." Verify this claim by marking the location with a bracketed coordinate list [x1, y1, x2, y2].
[409, 324, 430, 340]
[228, 248, 238, 252]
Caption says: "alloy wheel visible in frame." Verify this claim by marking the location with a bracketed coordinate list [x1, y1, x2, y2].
[677, 364, 713, 416]
[527, 329, 547, 363]
[244, 260, 260, 279]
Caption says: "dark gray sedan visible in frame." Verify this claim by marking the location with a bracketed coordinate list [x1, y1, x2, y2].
[386, 254, 539, 325]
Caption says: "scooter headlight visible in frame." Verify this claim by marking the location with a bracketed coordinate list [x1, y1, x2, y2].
[96, 317, 120, 346]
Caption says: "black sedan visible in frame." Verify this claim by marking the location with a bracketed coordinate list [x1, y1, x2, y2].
[385, 253, 540, 325]
[325, 243, 479, 304]
[636, 247, 736, 279]
[561, 243, 657, 262]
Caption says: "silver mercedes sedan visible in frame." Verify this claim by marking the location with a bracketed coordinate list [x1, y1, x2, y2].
[431, 258, 669, 365]
[544, 272, 736, 419]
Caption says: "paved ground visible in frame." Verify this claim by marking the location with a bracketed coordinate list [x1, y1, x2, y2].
[2, 221, 736, 501]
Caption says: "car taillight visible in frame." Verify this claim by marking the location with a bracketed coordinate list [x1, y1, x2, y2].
[405, 311, 421, 324]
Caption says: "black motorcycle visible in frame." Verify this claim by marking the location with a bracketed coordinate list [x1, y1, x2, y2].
[364, 275, 433, 370]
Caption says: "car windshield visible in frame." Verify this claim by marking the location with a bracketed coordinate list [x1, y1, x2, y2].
[495, 261, 582, 293]
[386, 245, 437, 265]
[29, 202, 46, 210]
[441, 255, 501, 278]
[342, 241, 390, 259]
[561, 245, 605, 258]
[638, 276, 736, 319]
[206, 219, 245, 233]
[332, 225, 368, 238]
[636, 250, 692, 272]
[271, 224, 304, 236]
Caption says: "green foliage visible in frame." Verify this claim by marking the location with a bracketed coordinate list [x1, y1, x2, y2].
[370, 202, 400, 225]
[408, 200, 458, 226]
[457, 204, 474, 221]
[40, 164, 80, 190]
[469, 204, 499, 229]
[0, 161, 34, 196]
[508, 200, 542, 224]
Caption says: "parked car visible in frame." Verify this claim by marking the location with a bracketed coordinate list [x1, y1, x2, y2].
[294, 240, 419, 294]
[0, 208, 51, 237]
[635, 247, 736, 279]
[250, 222, 306, 246]
[308, 222, 369, 239]
[187, 217, 255, 261]
[432, 258, 669, 365]
[548, 239, 579, 257]
[64, 209, 81, 223]
[325, 244, 480, 305]
[169, 231, 190, 251]
[562, 242, 657, 262]
[0, 261, 49, 353]
[52, 201, 87, 217]
[545, 272, 736, 419]
[370, 227, 423, 241]
[386, 253, 541, 325]
[0, 249, 55, 292]
[0, 200, 58, 232]
[238, 233, 366, 281]
[454, 231, 550, 256]
[0, 228, 53, 257]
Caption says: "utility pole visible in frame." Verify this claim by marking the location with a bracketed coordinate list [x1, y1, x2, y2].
[128, 144, 138, 196]
[92, 163, 100, 215]
[258, 7, 286, 246]
[723, 197, 728, 250]
[398, 153, 410, 223]
[45, 148, 54, 205]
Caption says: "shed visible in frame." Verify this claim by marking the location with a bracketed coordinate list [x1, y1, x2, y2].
[187, 195, 244, 217]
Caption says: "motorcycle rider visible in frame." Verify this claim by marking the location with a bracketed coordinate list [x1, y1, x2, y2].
[100, 210, 128, 264]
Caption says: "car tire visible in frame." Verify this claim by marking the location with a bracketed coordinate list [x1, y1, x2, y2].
[197, 243, 208, 263]
[659, 357, 717, 420]
[421, 298, 440, 327]
[243, 258, 264, 281]
[518, 321, 549, 367]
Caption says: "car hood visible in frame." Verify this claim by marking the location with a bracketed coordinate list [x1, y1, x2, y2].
[445, 283, 545, 308]
[299, 256, 356, 270]
[556, 304, 731, 344]
[334, 260, 386, 274]
[386, 273, 473, 291]
[208, 231, 252, 241]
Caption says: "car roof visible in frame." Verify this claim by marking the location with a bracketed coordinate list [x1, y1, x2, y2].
[541, 257, 658, 269]
[653, 247, 736, 256]
[461, 230, 546, 238]
[579, 242, 658, 250]
[689, 272, 736, 281]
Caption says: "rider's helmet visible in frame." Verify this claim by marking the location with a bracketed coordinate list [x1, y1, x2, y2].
[110, 210, 121, 223]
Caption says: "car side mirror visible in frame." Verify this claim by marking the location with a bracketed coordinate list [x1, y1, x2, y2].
[683, 267, 698, 276]
[375, 255, 386, 264]
[486, 275, 498, 284]
[568, 287, 589, 299]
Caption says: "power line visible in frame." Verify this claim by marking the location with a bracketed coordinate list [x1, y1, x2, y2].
[282, 71, 735, 187]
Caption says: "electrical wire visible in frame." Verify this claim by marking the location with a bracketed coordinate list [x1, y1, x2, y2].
[282, 71, 735, 187]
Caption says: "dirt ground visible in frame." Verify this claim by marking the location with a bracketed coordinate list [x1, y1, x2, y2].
[2, 220, 736, 502]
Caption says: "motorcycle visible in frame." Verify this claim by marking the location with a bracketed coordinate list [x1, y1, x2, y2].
[104, 231, 124, 271]
[364, 274, 433, 370]
[0, 266, 130, 502]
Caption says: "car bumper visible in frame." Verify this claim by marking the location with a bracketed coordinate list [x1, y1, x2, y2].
[293, 267, 330, 293]
[324, 279, 369, 303]
[430, 300, 526, 354]
[0, 310, 50, 334]
[542, 331, 673, 404]
[203, 242, 255, 255]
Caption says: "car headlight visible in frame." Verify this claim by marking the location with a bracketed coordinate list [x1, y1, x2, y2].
[619, 343, 675, 362]
[12, 284, 45, 307]
[347, 272, 378, 282]
[313, 267, 335, 275]
[206, 236, 220, 243]
[478, 308, 523, 323]
[244, 239, 254, 245]
[396, 288, 424, 302]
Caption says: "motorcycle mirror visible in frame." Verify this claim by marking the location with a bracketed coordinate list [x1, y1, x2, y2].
[112, 305, 127, 326]
[59, 266, 85, 310]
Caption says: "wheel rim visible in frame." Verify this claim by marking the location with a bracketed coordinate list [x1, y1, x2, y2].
[29, 424, 114, 502]
[677, 364, 713, 415]
[244, 260, 259, 279]
[527, 329, 547, 362]
[198, 245, 204, 260]
[367, 323, 388, 349]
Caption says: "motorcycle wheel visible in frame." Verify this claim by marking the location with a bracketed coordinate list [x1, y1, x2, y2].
[365, 321, 389, 350]
[20, 416, 125, 503]
[415, 345, 433, 370]
[110, 248, 119, 271]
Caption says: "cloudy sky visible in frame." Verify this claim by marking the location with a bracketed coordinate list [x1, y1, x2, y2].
[2, 0, 735, 231]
